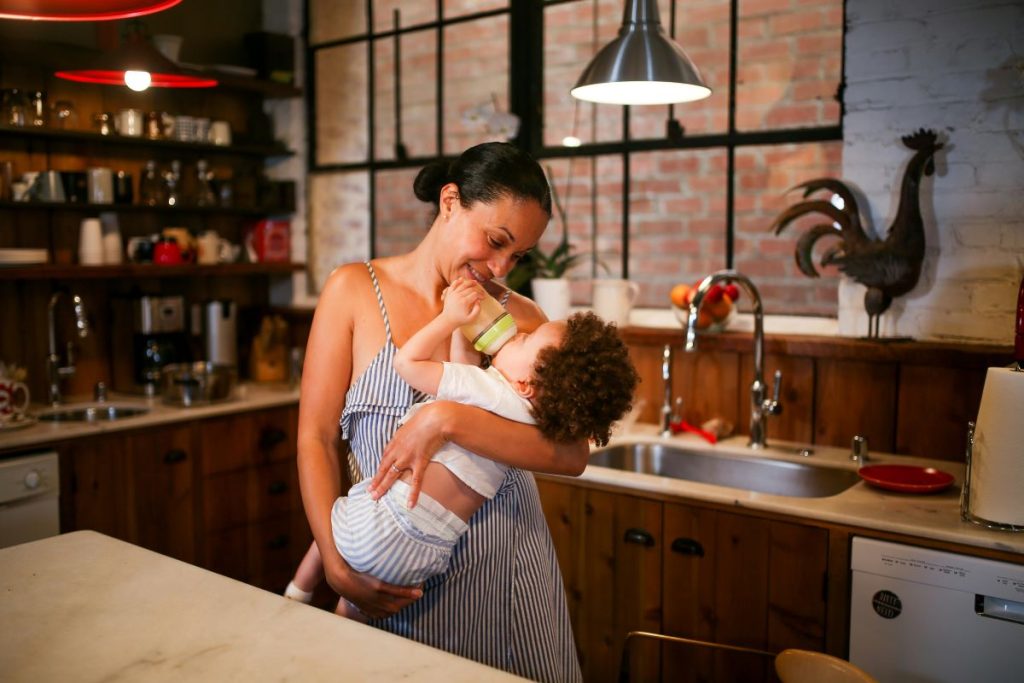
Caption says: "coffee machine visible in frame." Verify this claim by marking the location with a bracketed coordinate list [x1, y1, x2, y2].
[130, 296, 191, 395]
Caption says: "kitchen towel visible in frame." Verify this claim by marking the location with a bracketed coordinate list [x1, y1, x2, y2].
[969, 367, 1024, 526]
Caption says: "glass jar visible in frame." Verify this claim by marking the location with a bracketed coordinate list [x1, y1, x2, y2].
[139, 160, 166, 206]
[28, 90, 46, 127]
[2, 88, 27, 127]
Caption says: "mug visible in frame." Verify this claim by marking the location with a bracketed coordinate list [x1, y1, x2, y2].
[153, 237, 183, 265]
[61, 171, 87, 203]
[592, 279, 640, 327]
[78, 217, 103, 265]
[33, 170, 66, 202]
[197, 230, 233, 265]
[209, 120, 232, 146]
[116, 108, 143, 137]
[126, 235, 156, 263]
[0, 378, 30, 423]
[87, 167, 113, 204]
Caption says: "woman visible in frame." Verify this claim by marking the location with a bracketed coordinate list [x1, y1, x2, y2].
[297, 142, 586, 682]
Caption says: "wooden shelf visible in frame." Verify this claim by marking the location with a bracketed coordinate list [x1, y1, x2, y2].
[0, 200, 292, 217]
[0, 262, 305, 280]
[0, 125, 294, 158]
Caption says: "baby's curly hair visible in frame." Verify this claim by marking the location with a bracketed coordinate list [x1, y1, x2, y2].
[530, 312, 639, 447]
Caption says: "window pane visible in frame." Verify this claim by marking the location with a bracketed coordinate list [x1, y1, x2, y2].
[375, 168, 432, 257]
[315, 43, 369, 165]
[628, 149, 728, 308]
[543, 0, 624, 148]
[309, 0, 365, 45]
[732, 141, 843, 316]
[629, 0, 730, 140]
[309, 171, 370, 291]
[444, 0, 507, 18]
[735, 0, 843, 131]
[372, 0, 436, 33]
[443, 15, 510, 155]
[374, 29, 438, 161]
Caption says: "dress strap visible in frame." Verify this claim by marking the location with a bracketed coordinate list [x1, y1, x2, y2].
[365, 261, 392, 343]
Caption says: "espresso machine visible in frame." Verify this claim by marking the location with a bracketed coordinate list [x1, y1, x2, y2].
[130, 296, 192, 395]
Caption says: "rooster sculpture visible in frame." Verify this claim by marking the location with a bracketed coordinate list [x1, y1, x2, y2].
[770, 129, 944, 337]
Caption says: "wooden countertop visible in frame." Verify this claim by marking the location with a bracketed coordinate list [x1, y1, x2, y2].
[0, 531, 523, 682]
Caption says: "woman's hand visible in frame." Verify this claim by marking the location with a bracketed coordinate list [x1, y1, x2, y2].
[322, 545, 423, 619]
[369, 401, 451, 507]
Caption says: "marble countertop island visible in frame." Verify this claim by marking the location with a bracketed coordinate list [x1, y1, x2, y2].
[0, 531, 523, 682]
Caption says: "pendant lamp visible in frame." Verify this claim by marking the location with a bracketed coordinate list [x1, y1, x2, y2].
[55, 33, 216, 90]
[571, 0, 711, 106]
[0, 0, 181, 21]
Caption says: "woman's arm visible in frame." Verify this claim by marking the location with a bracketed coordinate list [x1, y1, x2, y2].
[297, 265, 422, 617]
[372, 401, 588, 506]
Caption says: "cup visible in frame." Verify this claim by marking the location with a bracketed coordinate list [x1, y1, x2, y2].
[60, 171, 87, 203]
[10, 181, 29, 201]
[116, 109, 143, 137]
[78, 217, 104, 265]
[100, 212, 123, 264]
[0, 378, 30, 423]
[114, 170, 133, 204]
[127, 235, 156, 263]
[592, 278, 640, 327]
[87, 167, 113, 204]
[174, 115, 196, 142]
[197, 230, 232, 265]
[209, 120, 232, 146]
[144, 111, 170, 139]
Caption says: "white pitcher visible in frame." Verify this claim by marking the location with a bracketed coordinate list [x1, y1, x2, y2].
[592, 279, 639, 327]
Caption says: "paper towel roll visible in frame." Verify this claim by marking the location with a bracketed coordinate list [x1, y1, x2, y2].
[969, 367, 1024, 526]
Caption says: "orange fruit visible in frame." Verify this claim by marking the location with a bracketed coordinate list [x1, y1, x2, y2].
[695, 307, 714, 329]
[705, 293, 733, 322]
[669, 283, 691, 308]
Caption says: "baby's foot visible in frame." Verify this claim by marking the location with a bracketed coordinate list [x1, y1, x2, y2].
[283, 580, 314, 604]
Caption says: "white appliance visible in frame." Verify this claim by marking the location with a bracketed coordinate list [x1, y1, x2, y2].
[0, 451, 60, 549]
[850, 537, 1024, 682]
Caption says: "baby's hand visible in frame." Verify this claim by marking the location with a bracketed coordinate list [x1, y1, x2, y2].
[441, 277, 482, 325]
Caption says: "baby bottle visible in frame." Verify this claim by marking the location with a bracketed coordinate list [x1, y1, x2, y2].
[459, 289, 517, 355]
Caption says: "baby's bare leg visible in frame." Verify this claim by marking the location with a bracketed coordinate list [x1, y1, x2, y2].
[284, 541, 324, 602]
[335, 597, 369, 623]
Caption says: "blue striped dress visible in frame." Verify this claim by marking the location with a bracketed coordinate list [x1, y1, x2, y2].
[339, 262, 582, 682]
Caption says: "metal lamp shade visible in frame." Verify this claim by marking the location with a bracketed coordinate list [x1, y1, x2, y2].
[0, 0, 181, 21]
[571, 0, 711, 106]
[55, 38, 217, 89]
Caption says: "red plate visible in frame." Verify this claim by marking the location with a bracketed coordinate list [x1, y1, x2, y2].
[858, 464, 955, 494]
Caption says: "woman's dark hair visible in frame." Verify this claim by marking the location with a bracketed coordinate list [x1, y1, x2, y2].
[530, 312, 639, 447]
[413, 142, 552, 217]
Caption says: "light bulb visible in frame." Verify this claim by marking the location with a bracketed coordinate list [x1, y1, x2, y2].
[124, 70, 152, 92]
[562, 135, 582, 148]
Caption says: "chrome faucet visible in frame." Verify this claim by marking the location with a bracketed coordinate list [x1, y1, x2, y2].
[660, 344, 674, 437]
[684, 270, 782, 449]
[47, 291, 90, 406]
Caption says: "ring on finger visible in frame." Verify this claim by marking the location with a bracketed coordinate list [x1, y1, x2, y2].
[390, 464, 402, 474]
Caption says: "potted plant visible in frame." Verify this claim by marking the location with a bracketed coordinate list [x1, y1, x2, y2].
[507, 165, 581, 320]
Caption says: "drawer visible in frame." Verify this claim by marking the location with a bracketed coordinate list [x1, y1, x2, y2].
[202, 514, 311, 591]
[202, 461, 298, 533]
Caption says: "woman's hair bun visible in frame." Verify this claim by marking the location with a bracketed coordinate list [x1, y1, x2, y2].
[413, 160, 449, 205]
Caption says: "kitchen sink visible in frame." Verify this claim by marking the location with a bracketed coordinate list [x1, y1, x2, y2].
[37, 404, 150, 422]
[588, 442, 861, 498]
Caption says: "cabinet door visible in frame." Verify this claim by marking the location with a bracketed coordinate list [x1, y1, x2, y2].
[62, 433, 134, 541]
[662, 503, 828, 683]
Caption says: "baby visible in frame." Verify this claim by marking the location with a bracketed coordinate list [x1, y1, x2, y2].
[285, 278, 639, 617]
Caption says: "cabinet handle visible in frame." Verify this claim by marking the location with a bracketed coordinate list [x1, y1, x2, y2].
[267, 480, 288, 495]
[623, 528, 655, 547]
[258, 427, 287, 451]
[670, 537, 705, 557]
[163, 449, 187, 464]
[267, 534, 289, 550]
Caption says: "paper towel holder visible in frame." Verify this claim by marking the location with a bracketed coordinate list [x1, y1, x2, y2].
[960, 421, 1024, 532]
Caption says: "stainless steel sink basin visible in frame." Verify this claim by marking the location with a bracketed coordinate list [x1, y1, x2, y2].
[38, 404, 149, 422]
[588, 442, 861, 498]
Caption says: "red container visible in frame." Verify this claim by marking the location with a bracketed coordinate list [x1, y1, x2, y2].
[244, 219, 290, 263]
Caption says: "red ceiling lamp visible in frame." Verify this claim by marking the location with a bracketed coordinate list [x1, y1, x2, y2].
[0, 1, 182, 22]
[55, 31, 217, 91]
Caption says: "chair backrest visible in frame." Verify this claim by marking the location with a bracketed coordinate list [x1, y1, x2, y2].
[775, 649, 878, 683]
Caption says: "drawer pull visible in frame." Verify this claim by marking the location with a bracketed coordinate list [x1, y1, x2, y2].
[163, 449, 187, 464]
[258, 427, 287, 451]
[670, 537, 705, 557]
[623, 528, 655, 547]
[267, 481, 288, 495]
[267, 534, 289, 550]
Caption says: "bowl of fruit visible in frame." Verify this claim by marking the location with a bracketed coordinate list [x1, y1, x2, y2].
[669, 280, 740, 333]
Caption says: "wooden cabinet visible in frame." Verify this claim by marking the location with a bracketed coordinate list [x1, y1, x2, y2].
[61, 422, 196, 563]
[537, 479, 829, 683]
[60, 405, 308, 593]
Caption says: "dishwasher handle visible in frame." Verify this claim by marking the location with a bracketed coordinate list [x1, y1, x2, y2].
[976, 594, 1024, 626]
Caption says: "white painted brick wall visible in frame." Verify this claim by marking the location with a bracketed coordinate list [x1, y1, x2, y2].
[841, 0, 1024, 343]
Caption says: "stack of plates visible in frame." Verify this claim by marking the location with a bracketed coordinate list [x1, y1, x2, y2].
[0, 249, 48, 266]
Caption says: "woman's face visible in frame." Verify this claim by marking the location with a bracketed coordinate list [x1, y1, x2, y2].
[439, 183, 549, 285]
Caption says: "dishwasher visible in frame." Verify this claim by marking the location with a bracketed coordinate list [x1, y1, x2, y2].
[0, 451, 60, 549]
[849, 536, 1024, 682]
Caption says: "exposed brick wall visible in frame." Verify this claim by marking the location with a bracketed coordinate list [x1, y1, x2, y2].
[841, 0, 1024, 343]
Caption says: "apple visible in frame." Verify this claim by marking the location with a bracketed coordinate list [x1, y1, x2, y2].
[724, 283, 740, 302]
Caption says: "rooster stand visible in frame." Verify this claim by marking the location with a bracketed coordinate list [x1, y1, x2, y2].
[770, 129, 944, 338]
